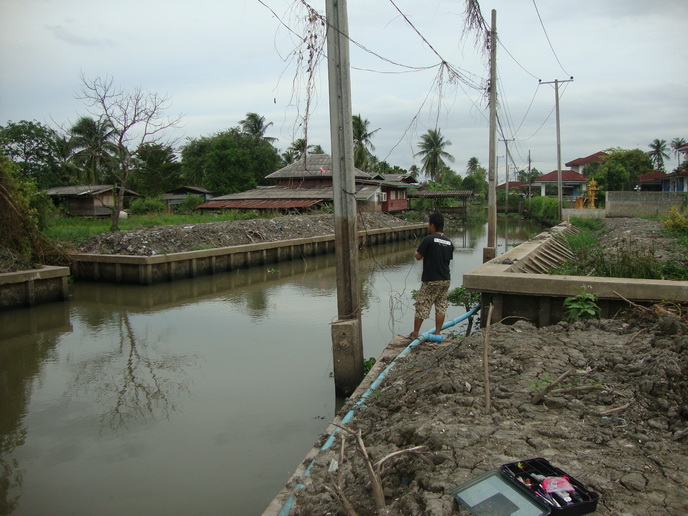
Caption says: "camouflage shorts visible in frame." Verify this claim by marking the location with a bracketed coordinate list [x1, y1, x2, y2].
[414, 280, 450, 320]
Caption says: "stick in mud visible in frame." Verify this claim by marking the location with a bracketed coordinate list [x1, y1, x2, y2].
[483, 304, 494, 413]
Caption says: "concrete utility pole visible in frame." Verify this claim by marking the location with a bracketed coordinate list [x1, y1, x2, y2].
[484, 9, 497, 263]
[500, 138, 514, 214]
[325, 0, 364, 397]
[539, 77, 573, 221]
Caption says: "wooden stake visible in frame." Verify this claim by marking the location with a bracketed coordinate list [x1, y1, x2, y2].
[483, 304, 494, 413]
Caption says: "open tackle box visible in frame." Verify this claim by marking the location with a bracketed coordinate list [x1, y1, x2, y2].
[451, 457, 599, 515]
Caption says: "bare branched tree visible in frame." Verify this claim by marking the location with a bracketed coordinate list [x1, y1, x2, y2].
[77, 74, 183, 230]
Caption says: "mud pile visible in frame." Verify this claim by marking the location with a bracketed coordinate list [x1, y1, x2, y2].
[291, 308, 688, 515]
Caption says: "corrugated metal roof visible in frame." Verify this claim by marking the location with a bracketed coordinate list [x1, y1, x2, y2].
[208, 184, 379, 202]
[266, 153, 371, 180]
[408, 190, 475, 198]
[45, 185, 138, 196]
[197, 199, 322, 210]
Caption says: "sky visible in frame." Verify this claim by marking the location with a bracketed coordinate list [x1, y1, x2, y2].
[1, 0, 687, 182]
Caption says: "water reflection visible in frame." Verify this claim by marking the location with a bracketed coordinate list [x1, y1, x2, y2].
[0, 217, 543, 515]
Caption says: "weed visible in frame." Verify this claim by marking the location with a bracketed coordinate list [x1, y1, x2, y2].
[363, 357, 376, 375]
[563, 286, 600, 322]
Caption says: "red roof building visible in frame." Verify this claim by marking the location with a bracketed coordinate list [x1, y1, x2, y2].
[532, 170, 589, 197]
[565, 151, 608, 175]
[636, 170, 667, 192]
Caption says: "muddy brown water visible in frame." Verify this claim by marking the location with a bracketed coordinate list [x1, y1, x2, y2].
[0, 218, 542, 515]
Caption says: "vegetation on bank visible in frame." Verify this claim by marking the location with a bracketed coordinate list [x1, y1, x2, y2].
[550, 213, 688, 281]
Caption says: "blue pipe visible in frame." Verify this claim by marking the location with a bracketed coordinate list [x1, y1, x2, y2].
[277, 305, 479, 516]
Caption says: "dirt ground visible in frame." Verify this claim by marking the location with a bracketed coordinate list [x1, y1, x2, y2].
[277, 216, 687, 515]
[75, 212, 415, 255]
[289, 311, 688, 515]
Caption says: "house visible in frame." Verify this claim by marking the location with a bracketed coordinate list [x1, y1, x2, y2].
[45, 185, 138, 217]
[661, 170, 688, 192]
[636, 170, 667, 192]
[565, 151, 608, 175]
[496, 181, 525, 192]
[197, 154, 419, 213]
[161, 186, 214, 208]
[531, 170, 588, 198]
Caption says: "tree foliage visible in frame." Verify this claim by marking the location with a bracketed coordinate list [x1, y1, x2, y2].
[647, 138, 669, 172]
[181, 128, 281, 195]
[588, 148, 652, 191]
[130, 143, 181, 196]
[0, 120, 70, 189]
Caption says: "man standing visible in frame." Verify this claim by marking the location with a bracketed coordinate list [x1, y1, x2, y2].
[408, 212, 454, 342]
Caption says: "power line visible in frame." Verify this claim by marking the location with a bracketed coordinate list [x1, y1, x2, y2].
[532, 0, 571, 77]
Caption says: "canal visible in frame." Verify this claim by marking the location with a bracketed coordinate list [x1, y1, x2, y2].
[0, 217, 542, 515]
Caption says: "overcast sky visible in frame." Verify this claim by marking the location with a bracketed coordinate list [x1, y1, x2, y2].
[1, 0, 686, 181]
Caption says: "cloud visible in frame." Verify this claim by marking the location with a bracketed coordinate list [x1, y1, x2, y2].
[45, 24, 113, 48]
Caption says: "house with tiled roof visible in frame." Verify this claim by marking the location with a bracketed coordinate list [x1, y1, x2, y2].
[532, 170, 589, 197]
[565, 151, 608, 175]
[197, 154, 420, 213]
[636, 170, 668, 192]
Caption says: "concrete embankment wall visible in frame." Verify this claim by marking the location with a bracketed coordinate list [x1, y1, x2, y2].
[0, 266, 70, 311]
[605, 191, 686, 218]
[71, 223, 426, 285]
[463, 224, 688, 327]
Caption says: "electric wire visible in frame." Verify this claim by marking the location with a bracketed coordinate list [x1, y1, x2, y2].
[531, 0, 571, 77]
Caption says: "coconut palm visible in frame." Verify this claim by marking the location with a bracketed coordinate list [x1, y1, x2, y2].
[68, 116, 117, 184]
[287, 138, 312, 161]
[671, 137, 686, 167]
[415, 128, 455, 183]
[352, 114, 379, 171]
[647, 138, 669, 172]
[239, 112, 277, 143]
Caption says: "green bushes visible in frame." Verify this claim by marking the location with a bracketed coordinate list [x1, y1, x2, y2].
[663, 207, 688, 236]
[130, 196, 167, 215]
[175, 194, 204, 214]
[526, 196, 558, 225]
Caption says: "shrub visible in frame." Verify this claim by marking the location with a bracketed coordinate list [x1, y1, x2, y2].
[130, 196, 167, 215]
[663, 206, 688, 236]
[527, 196, 559, 225]
[176, 194, 204, 214]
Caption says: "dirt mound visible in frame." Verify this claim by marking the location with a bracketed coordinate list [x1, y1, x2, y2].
[76, 213, 415, 256]
[290, 309, 688, 515]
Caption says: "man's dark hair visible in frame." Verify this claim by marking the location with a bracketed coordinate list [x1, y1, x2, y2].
[428, 212, 444, 232]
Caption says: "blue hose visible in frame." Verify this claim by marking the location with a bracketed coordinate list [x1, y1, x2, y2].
[277, 305, 480, 516]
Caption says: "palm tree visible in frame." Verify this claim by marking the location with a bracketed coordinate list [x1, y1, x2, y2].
[647, 138, 669, 172]
[352, 114, 379, 171]
[287, 138, 312, 161]
[467, 157, 480, 174]
[671, 137, 686, 167]
[309, 145, 326, 154]
[239, 112, 277, 143]
[415, 128, 454, 183]
[68, 116, 117, 184]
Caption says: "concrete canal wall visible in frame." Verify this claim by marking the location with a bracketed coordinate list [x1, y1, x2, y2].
[70, 223, 427, 285]
[463, 223, 688, 327]
[605, 191, 686, 218]
[0, 266, 70, 311]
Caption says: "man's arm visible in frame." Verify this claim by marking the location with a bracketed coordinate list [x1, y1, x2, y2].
[415, 250, 423, 260]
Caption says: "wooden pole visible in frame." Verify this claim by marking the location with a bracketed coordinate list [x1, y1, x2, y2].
[326, 0, 364, 396]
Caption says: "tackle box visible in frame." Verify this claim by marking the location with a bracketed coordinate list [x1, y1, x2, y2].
[452, 457, 599, 515]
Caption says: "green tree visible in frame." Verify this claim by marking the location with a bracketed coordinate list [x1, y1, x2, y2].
[181, 128, 281, 195]
[415, 128, 454, 183]
[68, 116, 117, 184]
[589, 149, 652, 190]
[130, 143, 181, 196]
[464, 157, 487, 199]
[352, 114, 379, 171]
[238, 112, 277, 144]
[647, 139, 669, 172]
[0, 120, 69, 189]
[286, 138, 312, 161]
[77, 75, 183, 230]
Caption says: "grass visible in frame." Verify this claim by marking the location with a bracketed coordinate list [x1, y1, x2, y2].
[43, 210, 282, 245]
[551, 217, 688, 281]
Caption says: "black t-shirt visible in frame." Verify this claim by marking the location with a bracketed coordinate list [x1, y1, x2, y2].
[417, 232, 454, 282]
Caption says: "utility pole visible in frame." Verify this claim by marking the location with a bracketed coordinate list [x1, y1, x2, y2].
[326, 0, 363, 396]
[539, 77, 573, 221]
[500, 138, 514, 214]
[484, 9, 497, 263]
[528, 150, 532, 199]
